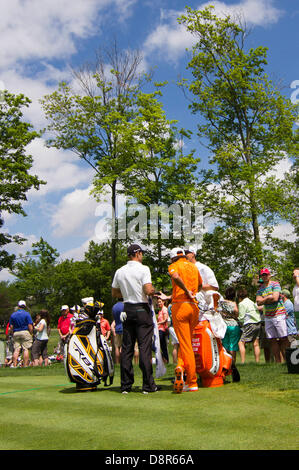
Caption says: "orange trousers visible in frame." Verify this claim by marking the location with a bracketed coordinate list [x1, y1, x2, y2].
[172, 302, 199, 388]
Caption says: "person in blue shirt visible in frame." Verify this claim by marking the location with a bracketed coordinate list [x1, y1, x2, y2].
[9, 300, 33, 367]
[281, 289, 298, 347]
[111, 299, 124, 364]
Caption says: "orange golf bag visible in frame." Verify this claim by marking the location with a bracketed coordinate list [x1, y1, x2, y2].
[192, 320, 232, 388]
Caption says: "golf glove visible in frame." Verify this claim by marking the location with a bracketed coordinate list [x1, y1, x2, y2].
[120, 311, 127, 322]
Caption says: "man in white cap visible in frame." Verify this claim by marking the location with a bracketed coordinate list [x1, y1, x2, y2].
[112, 243, 160, 394]
[9, 301, 33, 367]
[185, 246, 219, 292]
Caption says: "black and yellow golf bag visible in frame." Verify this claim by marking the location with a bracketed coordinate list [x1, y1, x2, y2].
[66, 301, 114, 391]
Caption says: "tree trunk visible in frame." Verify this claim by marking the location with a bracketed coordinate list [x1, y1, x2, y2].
[249, 193, 264, 267]
[111, 179, 117, 276]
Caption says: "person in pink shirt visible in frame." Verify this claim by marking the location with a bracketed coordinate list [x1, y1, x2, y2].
[57, 305, 73, 357]
[157, 298, 169, 364]
[97, 312, 111, 341]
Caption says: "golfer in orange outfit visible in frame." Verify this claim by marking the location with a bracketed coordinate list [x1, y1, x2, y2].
[168, 248, 202, 393]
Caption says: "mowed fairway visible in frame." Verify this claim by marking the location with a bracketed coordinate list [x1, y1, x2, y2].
[0, 360, 298, 450]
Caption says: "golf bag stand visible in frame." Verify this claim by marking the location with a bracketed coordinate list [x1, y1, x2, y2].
[192, 320, 232, 388]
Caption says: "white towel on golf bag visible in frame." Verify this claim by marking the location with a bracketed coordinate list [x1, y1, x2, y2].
[195, 290, 227, 339]
[151, 304, 166, 378]
[201, 311, 227, 339]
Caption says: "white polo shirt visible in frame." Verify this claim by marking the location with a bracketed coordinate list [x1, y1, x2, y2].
[195, 261, 219, 289]
[112, 261, 152, 304]
[293, 284, 299, 312]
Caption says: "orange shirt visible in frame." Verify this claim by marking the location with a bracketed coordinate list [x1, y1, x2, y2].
[168, 257, 202, 302]
[99, 317, 111, 336]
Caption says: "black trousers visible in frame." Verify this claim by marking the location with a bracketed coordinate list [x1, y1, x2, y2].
[159, 330, 169, 363]
[121, 303, 156, 392]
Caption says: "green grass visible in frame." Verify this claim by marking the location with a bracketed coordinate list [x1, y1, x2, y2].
[0, 330, 298, 450]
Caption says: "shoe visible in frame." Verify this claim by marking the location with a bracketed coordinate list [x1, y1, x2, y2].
[174, 366, 184, 394]
[142, 386, 162, 394]
[231, 365, 240, 382]
[183, 384, 199, 392]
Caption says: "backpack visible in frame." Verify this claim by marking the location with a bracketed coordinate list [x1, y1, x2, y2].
[66, 318, 114, 391]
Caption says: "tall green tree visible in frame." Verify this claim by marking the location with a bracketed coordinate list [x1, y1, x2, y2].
[41, 44, 143, 270]
[114, 86, 202, 289]
[12, 238, 59, 309]
[10, 239, 128, 323]
[0, 281, 20, 325]
[0, 91, 45, 268]
[178, 6, 298, 272]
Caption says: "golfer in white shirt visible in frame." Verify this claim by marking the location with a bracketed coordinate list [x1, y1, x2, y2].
[112, 244, 159, 394]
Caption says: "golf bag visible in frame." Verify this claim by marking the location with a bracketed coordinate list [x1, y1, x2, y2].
[66, 318, 114, 391]
[192, 320, 232, 388]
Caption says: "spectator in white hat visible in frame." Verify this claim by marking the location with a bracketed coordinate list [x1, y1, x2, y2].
[185, 246, 219, 292]
[9, 301, 33, 367]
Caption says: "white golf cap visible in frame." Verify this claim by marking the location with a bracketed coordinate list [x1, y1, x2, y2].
[170, 247, 185, 259]
[81, 297, 94, 304]
[185, 246, 197, 256]
[18, 300, 26, 307]
[61, 305, 69, 310]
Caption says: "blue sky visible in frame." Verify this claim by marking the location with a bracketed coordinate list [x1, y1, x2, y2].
[0, 0, 298, 281]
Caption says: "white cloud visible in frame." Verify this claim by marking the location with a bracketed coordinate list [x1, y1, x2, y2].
[60, 237, 94, 261]
[0, 233, 39, 284]
[0, 0, 138, 69]
[267, 155, 293, 179]
[0, 67, 68, 130]
[12, 234, 40, 256]
[114, 0, 138, 20]
[25, 138, 95, 198]
[199, 0, 283, 25]
[50, 186, 99, 238]
[143, 0, 284, 63]
[270, 222, 296, 242]
[51, 186, 127, 241]
[0, 0, 138, 129]
[0, 268, 16, 283]
[0, 0, 107, 68]
[143, 13, 193, 63]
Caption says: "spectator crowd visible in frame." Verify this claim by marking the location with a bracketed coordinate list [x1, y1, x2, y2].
[2, 246, 299, 395]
